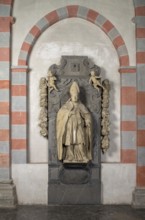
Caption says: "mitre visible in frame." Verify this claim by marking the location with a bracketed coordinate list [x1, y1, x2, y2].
[70, 81, 80, 94]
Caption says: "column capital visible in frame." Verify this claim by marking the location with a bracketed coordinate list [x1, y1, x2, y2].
[11, 65, 30, 73]
[0, 16, 15, 25]
[119, 66, 136, 73]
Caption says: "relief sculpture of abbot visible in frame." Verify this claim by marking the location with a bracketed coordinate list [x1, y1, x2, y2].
[56, 81, 92, 163]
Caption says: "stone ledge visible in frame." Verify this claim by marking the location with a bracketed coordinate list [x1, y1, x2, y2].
[132, 187, 145, 209]
[48, 180, 101, 204]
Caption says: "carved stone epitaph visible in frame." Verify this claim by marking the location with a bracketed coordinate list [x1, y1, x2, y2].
[39, 56, 110, 204]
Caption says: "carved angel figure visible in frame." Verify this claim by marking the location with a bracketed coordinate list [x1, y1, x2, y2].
[47, 71, 58, 93]
[89, 70, 104, 91]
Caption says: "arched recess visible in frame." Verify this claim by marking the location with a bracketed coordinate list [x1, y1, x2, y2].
[11, 5, 134, 165]
[18, 5, 129, 67]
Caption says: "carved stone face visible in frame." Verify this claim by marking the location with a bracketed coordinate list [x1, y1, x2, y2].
[90, 70, 95, 76]
[48, 70, 53, 76]
[70, 92, 79, 102]
[69, 82, 80, 102]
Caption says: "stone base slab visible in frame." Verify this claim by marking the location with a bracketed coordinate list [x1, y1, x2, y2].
[132, 188, 145, 209]
[48, 181, 101, 204]
[0, 179, 17, 208]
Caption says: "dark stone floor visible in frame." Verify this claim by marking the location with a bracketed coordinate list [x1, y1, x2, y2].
[0, 205, 145, 220]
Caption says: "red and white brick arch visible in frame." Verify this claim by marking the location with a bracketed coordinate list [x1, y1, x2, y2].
[11, 5, 136, 166]
[18, 5, 129, 66]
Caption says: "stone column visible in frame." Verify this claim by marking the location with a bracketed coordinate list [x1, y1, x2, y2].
[11, 66, 28, 164]
[0, 0, 17, 208]
[132, 0, 145, 208]
[119, 67, 136, 164]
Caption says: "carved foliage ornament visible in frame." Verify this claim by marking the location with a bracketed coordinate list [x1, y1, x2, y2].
[39, 70, 58, 137]
[89, 67, 110, 153]
[101, 79, 110, 153]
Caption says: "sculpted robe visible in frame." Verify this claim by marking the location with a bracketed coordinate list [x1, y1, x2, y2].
[56, 99, 92, 162]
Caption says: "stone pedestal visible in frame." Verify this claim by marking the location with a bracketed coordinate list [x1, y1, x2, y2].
[48, 181, 100, 204]
[48, 164, 101, 204]
[0, 179, 17, 208]
[132, 188, 145, 209]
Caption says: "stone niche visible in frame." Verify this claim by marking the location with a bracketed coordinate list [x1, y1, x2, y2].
[48, 56, 102, 204]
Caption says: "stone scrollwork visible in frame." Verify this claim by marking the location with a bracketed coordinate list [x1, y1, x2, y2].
[101, 79, 110, 153]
